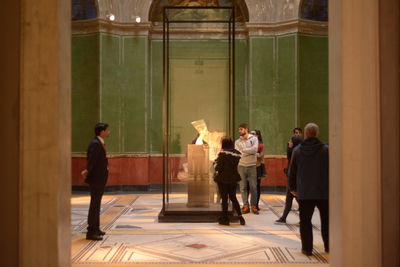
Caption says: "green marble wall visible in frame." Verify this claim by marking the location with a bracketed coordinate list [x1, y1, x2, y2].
[235, 39, 250, 135]
[72, 34, 100, 152]
[149, 39, 248, 154]
[249, 35, 297, 155]
[248, 34, 328, 154]
[72, 32, 328, 155]
[100, 34, 148, 153]
[298, 34, 329, 142]
[72, 33, 148, 153]
[149, 41, 163, 153]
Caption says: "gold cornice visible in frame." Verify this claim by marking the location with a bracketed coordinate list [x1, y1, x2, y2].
[246, 19, 327, 36]
[298, 19, 328, 35]
[72, 18, 327, 36]
[246, 19, 299, 27]
[246, 19, 299, 36]
[72, 19, 152, 35]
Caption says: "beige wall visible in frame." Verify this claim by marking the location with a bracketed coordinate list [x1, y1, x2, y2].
[0, 0, 71, 267]
[0, 1, 21, 267]
[379, 0, 400, 266]
[330, 0, 400, 267]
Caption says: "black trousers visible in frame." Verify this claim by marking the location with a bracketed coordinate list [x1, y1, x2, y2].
[87, 183, 106, 234]
[280, 188, 298, 220]
[246, 178, 261, 207]
[298, 199, 329, 252]
[217, 182, 242, 217]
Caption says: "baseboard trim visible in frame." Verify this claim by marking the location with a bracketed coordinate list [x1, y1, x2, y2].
[72, 184, 287, 194]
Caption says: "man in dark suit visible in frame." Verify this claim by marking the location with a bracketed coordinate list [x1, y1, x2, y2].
[289, 123, 329, 256]
[81, 123, 110, 241]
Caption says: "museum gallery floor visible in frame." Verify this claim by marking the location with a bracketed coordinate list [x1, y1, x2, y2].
[71, 194, 329, 266]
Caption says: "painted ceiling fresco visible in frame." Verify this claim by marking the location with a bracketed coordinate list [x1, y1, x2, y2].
[300, 0, 328, 21]
[149, 0, 248, 22]
[72, 0, 97, 20]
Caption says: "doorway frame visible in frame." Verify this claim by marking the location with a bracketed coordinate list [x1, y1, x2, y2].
[1, 0, 398, 266]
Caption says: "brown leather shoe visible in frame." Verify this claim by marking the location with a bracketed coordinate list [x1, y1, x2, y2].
[251, 206, 259, 215]
[241, 206, 250, 214]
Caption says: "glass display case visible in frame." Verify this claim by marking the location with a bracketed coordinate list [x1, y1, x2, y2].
[158, 6, 236, 222]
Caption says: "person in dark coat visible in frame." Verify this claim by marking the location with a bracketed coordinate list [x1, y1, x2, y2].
[289, 123, 329, 256]
[275, 134, 303, 224]
[81, 123, 110, 241]
[214, 136, 246, 226]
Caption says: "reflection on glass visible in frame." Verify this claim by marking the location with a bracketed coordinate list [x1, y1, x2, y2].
[166, 8, 231, 22]
[161, 6, 234, 220]
[186, 120, 225, 207]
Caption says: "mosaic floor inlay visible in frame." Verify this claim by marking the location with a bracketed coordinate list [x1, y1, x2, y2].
[71, 194, 329, 266]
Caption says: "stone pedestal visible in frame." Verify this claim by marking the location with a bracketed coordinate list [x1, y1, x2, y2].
[187, 144, 211, 207]
[187, 180, 210, 207]
[187, 144, 209, 180]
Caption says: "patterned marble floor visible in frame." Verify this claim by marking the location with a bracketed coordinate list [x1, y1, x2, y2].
[71, 193, 329, 267]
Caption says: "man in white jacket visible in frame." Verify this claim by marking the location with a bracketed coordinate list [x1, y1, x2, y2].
[235, 123, 259, 214]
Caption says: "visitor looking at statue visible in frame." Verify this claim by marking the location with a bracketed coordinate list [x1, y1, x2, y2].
[213, 136, 245, 226]
[81, 123, 110, 241]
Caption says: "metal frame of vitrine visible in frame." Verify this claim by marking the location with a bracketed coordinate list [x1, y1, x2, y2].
[159, 5, 236, 222]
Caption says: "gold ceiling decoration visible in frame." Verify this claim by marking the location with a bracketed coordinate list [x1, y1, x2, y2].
[149, 0, 249, 22]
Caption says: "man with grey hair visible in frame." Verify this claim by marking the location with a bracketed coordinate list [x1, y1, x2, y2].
[288, 122, 329, 256]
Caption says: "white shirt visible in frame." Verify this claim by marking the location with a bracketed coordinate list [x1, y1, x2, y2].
[97, 136, 105, 145]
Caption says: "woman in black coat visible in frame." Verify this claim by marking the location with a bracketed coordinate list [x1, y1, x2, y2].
[214, 136, 246, 226]
[275, 135, 303, 224]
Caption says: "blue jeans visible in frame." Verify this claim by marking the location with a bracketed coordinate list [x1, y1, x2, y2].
[238, 165, 257, 207]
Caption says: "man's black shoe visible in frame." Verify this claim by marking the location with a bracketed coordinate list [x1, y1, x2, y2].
[274, 218, 286, 224]
[238, 216, 246, 225]
[301, 250, 312, 256]
[218, 216, 230, 226]
[98, 230, 106, 235]
[86, 233, 103, 241]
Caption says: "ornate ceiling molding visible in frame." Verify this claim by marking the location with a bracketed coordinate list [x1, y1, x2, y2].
[72, 19, 152, 35]
[246, 19, 327, 36]
[148, 0, 249, 22]
[72, 18, 327, 36]
[298, 19, 327, 35]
